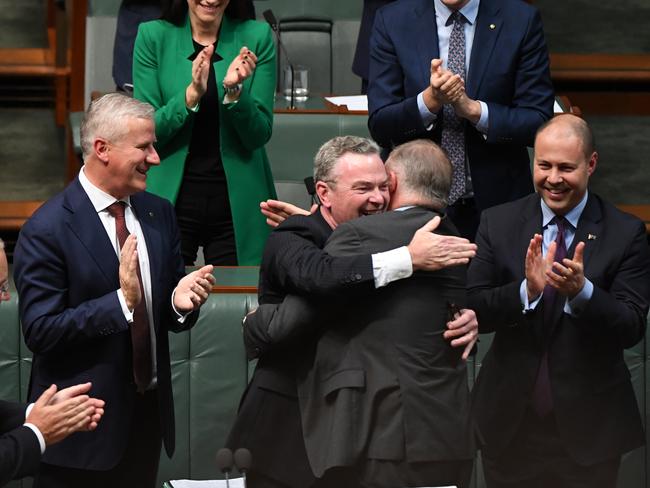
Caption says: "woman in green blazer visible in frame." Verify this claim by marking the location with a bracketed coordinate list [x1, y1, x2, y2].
[133, 0, 276, 265]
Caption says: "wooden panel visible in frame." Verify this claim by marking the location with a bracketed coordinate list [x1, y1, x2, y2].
[0, 202, 43, 231]
[618, 205, 650, 234]
[551, 54, 650, 83]
[556, 92, 650, 116]
[68, 0, 87, 112]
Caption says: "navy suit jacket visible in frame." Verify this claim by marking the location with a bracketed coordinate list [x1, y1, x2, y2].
[468, 193, 650, 464]
[13, 178, 195, 470]
[367, 0, 554, 211]
[0, 401, 41, 485]
[352, 0, 395, 81]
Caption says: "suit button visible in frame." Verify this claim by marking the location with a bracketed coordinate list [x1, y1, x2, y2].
[355, 274, 362, 281]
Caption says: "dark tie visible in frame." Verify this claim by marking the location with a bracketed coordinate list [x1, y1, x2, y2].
[531, 216, 568, 417]
[107, 201, 152, 393]
[441, 11, 466, 204]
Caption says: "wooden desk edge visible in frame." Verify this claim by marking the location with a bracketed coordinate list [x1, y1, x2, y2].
[211, 285, 258, 294]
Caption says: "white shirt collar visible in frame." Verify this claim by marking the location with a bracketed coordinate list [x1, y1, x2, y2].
[78, 166, 131, 213]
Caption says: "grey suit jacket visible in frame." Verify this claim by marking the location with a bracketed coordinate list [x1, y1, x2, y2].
[246, 207, 475, 476]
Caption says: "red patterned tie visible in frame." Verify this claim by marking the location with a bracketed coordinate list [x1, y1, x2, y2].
[107, 201, 152, 392]
[531, 216, 568, 417]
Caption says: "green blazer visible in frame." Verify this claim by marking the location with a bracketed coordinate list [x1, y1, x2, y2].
[133, 15, 277, 265]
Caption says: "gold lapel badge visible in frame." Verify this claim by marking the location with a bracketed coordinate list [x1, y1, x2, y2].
[587, 234, 597, 240]
[489, 23, 496, 30]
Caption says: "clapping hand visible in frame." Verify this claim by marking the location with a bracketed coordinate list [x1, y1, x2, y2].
[173, 265, 216, 313]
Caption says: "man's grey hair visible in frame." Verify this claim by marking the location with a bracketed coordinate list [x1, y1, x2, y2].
[385, 139, 452, 209]
[313, 136, 380, 185]
[80, 93, 155, 159]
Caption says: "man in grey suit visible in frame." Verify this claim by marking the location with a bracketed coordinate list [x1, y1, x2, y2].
[246, 139, 475, 488]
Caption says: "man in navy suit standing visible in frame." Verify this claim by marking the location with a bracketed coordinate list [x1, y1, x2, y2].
[469, 114, 650, 487]
[367, 0, 554, 239]
[14, 93, 215, 488]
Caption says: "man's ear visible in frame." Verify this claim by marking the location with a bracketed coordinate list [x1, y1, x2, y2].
[94, 138, 110, 164]
[315, 181, 331, 208]
[587, 151, 598, 176]
[388, 170, 397, 194]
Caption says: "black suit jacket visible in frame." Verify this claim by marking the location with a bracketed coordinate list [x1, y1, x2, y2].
[0, 401, 41, 486]
[468, 193, 650, 464]
[13, 178, 195, 470]
[247, 207, 474, 477]
[227, 211, 375, 487]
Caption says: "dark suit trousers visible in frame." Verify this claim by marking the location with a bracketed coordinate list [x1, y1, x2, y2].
[34, 390, 162, 488]
[482, 409, 620, 488]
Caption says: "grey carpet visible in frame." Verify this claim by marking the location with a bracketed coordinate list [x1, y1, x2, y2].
[0, 108, 64, 201]
[0, 0, 46, 48]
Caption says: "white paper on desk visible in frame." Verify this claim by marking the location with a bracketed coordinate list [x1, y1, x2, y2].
[324, 95, 368, 112]
[168, 479, 245, 488]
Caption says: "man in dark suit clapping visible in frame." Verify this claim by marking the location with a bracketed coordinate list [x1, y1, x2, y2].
[468, 114, 650, 488]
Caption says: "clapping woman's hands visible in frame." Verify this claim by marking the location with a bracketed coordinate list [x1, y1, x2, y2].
[186, 44, 215, 108]
[223, 46, 258, 88]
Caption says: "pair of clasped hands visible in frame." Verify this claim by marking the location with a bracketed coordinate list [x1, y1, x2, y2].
[424, 59, 481, 124]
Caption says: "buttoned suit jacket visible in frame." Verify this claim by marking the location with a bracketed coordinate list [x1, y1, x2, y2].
[468, 193, 650, 464]
[13, 177, 195, 470]
[246, 207, 474, 477]
[0, 401, 41, 486]
[227, 211, 375, 487]
[367, 0, 554, 211]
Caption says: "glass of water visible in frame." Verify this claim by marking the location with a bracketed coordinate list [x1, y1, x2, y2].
[283, 65, 309, 102]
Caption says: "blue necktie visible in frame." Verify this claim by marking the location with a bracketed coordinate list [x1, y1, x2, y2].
[441, 11, 466, 204]
[531, 216, 568, 417]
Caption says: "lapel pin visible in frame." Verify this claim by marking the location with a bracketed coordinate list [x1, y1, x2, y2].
[489, 23, 496, 30]
[149, 211, 155, 217]
[587, 234, 597, 240]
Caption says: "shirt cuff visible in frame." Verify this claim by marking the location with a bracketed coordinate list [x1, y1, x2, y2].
[117, 290, 134, 323]
[520, 279, 542, 312]
[372, 246, 413, 288]
[171, 288, 191, 323]
[475, 101, 489, 136]
[564, 279, 593, 316]
[417, 92, 438, 131]
[23, 406, 46, 454]
[187, 102, 200, 113]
